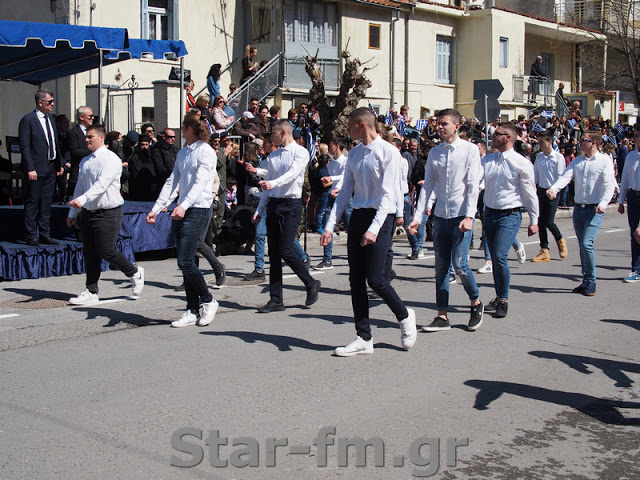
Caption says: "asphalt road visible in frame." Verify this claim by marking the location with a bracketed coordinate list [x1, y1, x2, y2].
[1, 209, 639, 479]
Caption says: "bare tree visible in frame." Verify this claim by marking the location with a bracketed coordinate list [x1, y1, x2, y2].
[303, 43, 374, 143]
[562, 0, 640, 105]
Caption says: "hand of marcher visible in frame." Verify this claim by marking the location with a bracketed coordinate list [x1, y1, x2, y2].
[360, 231, 377, 247]
[146, 211, 157, 224]
[68, 198, 82, 209]
[528, 224, 539, 236]
[171, 206, 185, 220]
[320, 230, 332, 246]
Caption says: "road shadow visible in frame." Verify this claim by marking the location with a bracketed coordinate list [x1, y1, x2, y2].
[601, 318, 640, 332]
[529, 350, 640, 388]
[464, 379, 640, 426]
[200, 330, 334, 352]
[289, 312, 352, 325]
[72, 306, 171, 327]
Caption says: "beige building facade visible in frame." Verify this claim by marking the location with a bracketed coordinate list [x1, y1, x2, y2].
[0, 0, 605, 147]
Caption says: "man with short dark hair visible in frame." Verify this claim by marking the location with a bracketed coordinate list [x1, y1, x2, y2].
[151, 128, 179, 184]
[482, 123, 539, 316]
[19, 89, 64, 246]
[253, 120, 321, 312]
[140, 123, 157, 145]
[67, 124, 144, 305]
[548, 131, 615, 295]
[254, 105, 271, 136]
[67, 106, 94, 200]
[409, 108, 484, 331]
[321, 107, 416, 356]
[618, 126, 640, 283]
[532, 131, 568, 262]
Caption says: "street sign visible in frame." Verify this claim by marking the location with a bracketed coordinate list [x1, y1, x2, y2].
[473, 79, 504, 100]
[474, 96, 501, 124]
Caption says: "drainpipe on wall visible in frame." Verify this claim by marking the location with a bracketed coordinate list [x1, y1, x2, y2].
[602, 38, 608, 90]
[576, 43, 582, 93]
[391, 11, 399, 108]
[404, 13, 410, 106]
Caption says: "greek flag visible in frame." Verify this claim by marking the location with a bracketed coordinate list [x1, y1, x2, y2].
[531, 120, 546, 133]
[605, 134, 618, 148]
[540, 110, 553, 119]
[385, 109, 393, 125]
[553, 137, 559, 151]
[415, 119, 429, 131]
[307, 129, 316, 161]
[614, 121, 624, 140]
[368, 100, 377, 116]
[397, 118, 406, 136]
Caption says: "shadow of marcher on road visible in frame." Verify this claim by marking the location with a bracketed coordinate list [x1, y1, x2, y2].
[200, 330, 335, 352]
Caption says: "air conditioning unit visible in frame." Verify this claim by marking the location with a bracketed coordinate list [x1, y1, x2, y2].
[466, 0, 484, 9]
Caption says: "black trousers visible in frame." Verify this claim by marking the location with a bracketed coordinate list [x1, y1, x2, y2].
[266, 198, 314, 304]
[24, 162, 56, 240]
[78, 207, 138, 293]
[537, 186, 562, 249]
[348, 209, 408, 341]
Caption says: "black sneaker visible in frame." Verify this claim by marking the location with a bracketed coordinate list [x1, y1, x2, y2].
[213, 264, 226, 286]
[313, 261, 333, 270]
[243, 269, 265, 281]
[257, 300, 285, 313]
[495, 300, 508, 318]
[407, 251, 419, 260]
[304, 256, 311, 270]
[468, 301, 484, 331]
[422, 316, 451, 332]
[484, 297, 499, 312]
[572, 282, 587, 294]
[305, 280, 321, 306]
[174, 282, 185, 292]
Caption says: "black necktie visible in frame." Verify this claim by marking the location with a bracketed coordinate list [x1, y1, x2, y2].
[45, 115, 55, 160]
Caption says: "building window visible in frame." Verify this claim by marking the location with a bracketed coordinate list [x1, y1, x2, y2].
[499, 37, 508, 68]
[369, 24, 381, 49]
[142, 0, 178, 41]
[435, 35, 452, 84]
[283, 0, 337, 47]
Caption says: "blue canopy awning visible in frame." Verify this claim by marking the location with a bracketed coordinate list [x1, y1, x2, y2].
[106, 38, 188, 60]
[0, 20, 129, 85]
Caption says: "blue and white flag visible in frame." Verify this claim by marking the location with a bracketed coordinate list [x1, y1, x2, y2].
[385, 109, 393, 126]
[614, 121, 624, 139]
[553, 137, 559, 151]
[540, 110, 553, 119]
[307, 129, 316, 161]
[530, 120, 546, 133]
[397, 118, 406, 136]
[604, 134, 618, 148]
[415, 119, 429, 131]
[368, 100, 377, 116]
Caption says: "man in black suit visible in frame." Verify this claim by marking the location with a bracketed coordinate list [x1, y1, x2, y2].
[66, 106, 93, 199]
[19, 89, 64, 246]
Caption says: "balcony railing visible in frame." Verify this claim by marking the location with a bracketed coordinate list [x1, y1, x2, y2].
[512, 75, 554, 105]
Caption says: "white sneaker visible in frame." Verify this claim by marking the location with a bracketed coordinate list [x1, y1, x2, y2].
[69, 289, 99, 306]
[334, 336, 374, 357]
[198, 299, 219, 326]
[130, 266, 145, 296]
[477, 261, 493, 274]
[171, 311, 197, 328]
[515, 244, 526, 264]
[417, 249, 426, 259]
[399, 308, 417, 350]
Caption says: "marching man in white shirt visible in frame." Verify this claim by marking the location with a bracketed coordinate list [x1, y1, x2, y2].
[147, 113, 219, 327]
[321, 107, 416, 356]
[532, 131, 569, 262]
[253, 120, 321, 313]
[547, 131, 615, 296]
[67, 125, 144, 305]
[409, 108, 484, 332]
[482, 123, 539, 317]
[617, 124, 640, 283]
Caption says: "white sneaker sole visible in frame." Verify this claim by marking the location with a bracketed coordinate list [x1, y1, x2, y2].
[334, 348, 374, 357]
[69, 298, 99, 306]
[171, 320, 196, 328]
[131, 267, 145, 296]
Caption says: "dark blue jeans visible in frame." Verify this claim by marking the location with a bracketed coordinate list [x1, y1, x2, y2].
[537, 186, 562, 249]
[432, 216, 479, 310]
[173, 207, 213, 311]
[484, 208, 522, 300]
[626, 189, 640, 274]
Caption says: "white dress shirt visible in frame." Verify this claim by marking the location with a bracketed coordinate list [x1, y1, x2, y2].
[413, 137, 481, 224]
[152, 140, 216, 214]
[400, 155, 409, 195]
[327, 153, 348, 191]
[325, 136, 403, 236]
[256, 141, 309, 217]
[68, 146, 124, 218]
[36, 110, 56, 160]
[482, 148, 539, 225]
[619, 148, 640, 204]
[534, 150, 566, 189]
[549, 152, 616, 209]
